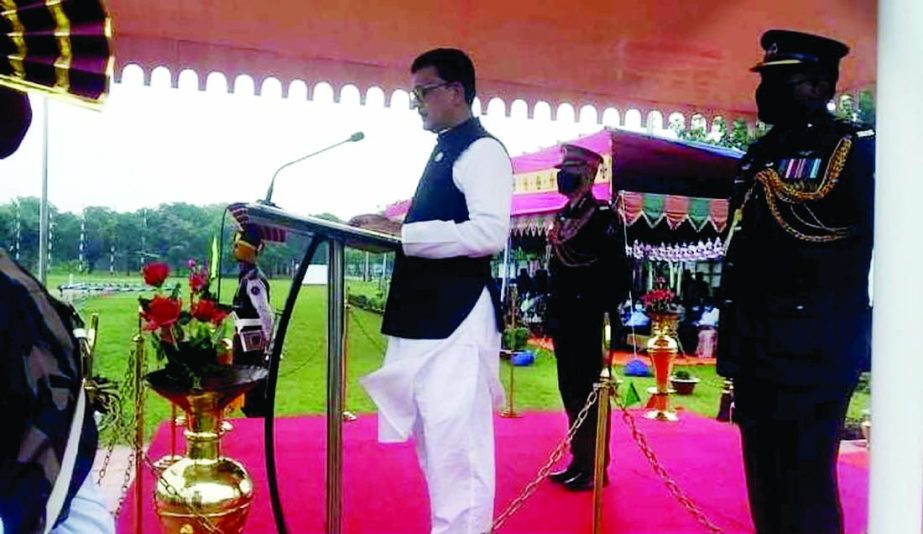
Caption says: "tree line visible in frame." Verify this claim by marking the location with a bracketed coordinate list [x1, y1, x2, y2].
[0, 199, 390, 280]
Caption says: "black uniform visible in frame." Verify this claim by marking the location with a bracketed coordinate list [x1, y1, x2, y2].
[233, 262, 273, 416]
[546, 194, 630, 474]
[718, 113, 874, 534]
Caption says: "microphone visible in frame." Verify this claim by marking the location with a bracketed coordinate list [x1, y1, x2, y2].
[260, 131, 365, 206]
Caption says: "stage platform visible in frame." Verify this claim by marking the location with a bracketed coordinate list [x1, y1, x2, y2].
[118, 411, 868, 533]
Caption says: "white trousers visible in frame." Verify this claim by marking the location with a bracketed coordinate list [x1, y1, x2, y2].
[361, 290, 502, 534]
[51, 475, 114, 534]
[0, 475, 115, 534]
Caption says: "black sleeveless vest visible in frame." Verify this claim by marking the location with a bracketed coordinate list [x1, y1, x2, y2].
[381, 118, 503, 339]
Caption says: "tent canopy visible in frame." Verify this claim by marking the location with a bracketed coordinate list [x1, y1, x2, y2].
[108, 0, 876, 119]
[385, 128, 740, 240]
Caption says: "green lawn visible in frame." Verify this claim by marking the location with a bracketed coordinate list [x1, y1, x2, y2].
[58, 273, 869, 443]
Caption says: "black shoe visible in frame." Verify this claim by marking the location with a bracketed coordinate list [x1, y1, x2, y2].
[562, 471, 609, 492]
[548, 465, 583, 484]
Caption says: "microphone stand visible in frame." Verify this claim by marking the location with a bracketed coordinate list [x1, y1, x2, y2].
[260, 132, 364, 206]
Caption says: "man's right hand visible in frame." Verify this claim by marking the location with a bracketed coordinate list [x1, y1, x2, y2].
[347, 214, 402, 237]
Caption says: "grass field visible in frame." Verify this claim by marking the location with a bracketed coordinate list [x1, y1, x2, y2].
[52, 273, 869, 443]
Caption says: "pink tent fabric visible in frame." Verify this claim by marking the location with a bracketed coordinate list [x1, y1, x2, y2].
[510, 182, 609, 216]
[385, 130, 612, 221]
[511, 131, 612, 174]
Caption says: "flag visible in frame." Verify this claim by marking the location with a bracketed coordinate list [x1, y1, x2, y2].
[623, 381, 642, 407]
[209, 235, 219, 282]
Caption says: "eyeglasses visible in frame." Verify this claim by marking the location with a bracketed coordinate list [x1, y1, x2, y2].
[410, 82, 452, 104]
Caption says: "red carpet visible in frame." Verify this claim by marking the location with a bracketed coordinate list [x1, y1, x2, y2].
[118, 411, 868, 533]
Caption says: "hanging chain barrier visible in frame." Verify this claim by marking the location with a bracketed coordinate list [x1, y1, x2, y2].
[610, 389, 724, 534]
[347, 304, 388, 356]
[488, 378, 724, 534]
[489, 386, 600, 533]
[93, 329, 142, 517]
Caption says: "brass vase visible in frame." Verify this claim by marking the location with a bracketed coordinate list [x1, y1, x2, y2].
[646, 313, 679, 422]
[146, 366, 268, 534]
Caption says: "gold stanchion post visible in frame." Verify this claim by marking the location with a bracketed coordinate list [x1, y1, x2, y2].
[500, 360, 520, 418]
[132, 332, 145, 534]
[500, 285, 521, 418]
[716, 378, 734, 423]
[591, 368, 613, 534]
[343, 291, 357, 422]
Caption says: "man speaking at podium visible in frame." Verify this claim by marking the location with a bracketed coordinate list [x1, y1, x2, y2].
[351, 48, 513, 534]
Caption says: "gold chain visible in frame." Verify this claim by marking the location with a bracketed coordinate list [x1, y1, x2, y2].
[760, 136, 852, 203]
[117, 340, 148, 517]
[758, 179, 851, 243]
[754, 135, 854, 243]
[97, 339, 144, 516]
[347, 306, 387, 356]
[488, 386, 600, 532]
[612, 392, 724, 534]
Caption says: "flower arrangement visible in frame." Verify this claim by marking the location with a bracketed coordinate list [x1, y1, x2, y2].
[139, 260, 232, 388]
[641, 278, 679, 315]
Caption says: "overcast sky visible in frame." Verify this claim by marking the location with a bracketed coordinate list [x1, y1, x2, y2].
[0, 67, 674, 219]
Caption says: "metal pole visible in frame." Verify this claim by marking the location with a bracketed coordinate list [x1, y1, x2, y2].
[14, 201, 21, 261]
[38, 98, 49, 285]
[378, 253, 387, 291]
[47, 215, 53, 268]
[500, 238, 511, 303]
[132, 331, 145, 534]
[870, 0, 923, 531]
[325, 239, 346, 534]
[342, 291, 357, 422]
[592, 370, 612, 534]
[500, 285, 520, 419]
[79, 214, 85, 271]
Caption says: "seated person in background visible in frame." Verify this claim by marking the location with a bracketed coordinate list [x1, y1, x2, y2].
[697, 302, 720, 328]
[696, 303, 720, 358]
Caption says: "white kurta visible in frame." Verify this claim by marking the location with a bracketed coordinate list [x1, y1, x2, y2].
[360, 136, 512, 534]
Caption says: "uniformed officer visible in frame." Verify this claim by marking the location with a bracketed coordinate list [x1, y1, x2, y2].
[717, 30, 875, 534]
[231, 224, 274, 417]
[545, 144, 631, 491]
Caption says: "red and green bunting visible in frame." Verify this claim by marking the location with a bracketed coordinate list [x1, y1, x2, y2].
[618, 191, 729, 233]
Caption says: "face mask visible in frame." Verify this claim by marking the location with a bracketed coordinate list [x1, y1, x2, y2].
[556, 170, 583, 195]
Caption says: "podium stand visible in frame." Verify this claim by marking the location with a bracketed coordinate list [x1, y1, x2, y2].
[231, 203, 401, 534]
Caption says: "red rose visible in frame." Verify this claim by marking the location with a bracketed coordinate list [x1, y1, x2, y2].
[191, 299, 228, 325]
[142, 295, 182, 331]
[142, 262, 170, 287]
[188, 270, 209, 295]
